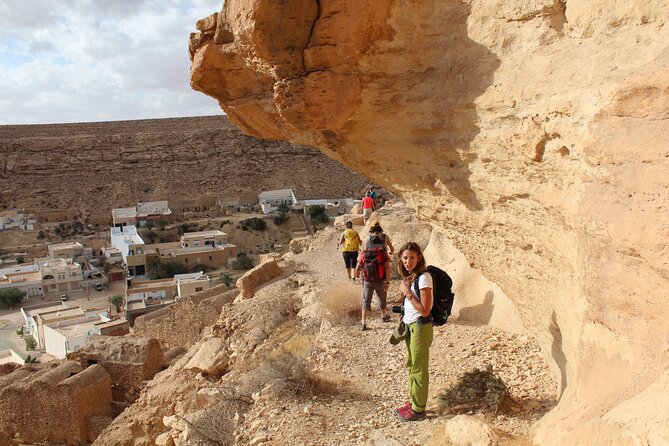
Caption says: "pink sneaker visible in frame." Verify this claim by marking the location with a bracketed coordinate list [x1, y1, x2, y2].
[396, 407, 426, 422]
[394, 402, 411, 415]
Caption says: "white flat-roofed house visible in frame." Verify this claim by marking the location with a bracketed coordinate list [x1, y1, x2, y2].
[21, 303, 108, 352]
[21, 302, 69, 350]
[0, 209, 35, 231]
[47, 241, 85, 260]
[0, 264, 38, 276]
[175, 271, 211, 299]
[43, 313, 126, 359]
[0, 269, 43, 299]
[113, 201, 174, 228]
[110, 225, 145, 261]
[37, 258, 83, 295]
[258, 188, 298, 214]
[101, 246, 124, 264]
[181, 230, 228, 249]
[112, 207, 137, 228]
[0, 264, 41, 299]
[110, 225, 146, 277]
[136, 200, 173, 227]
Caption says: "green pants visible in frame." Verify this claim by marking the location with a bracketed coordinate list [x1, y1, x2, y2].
[405, 321, 433, 413]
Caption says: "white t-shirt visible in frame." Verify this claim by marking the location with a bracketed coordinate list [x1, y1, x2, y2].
[403, 271, 433, 324]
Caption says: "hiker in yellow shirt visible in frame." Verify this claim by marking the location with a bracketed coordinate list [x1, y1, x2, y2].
[337, 221, 362, 281]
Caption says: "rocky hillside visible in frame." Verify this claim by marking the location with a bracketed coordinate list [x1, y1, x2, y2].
[188, 2, 669, 445]
[0, 116, 370, 212]
[88, 203, 556, 445]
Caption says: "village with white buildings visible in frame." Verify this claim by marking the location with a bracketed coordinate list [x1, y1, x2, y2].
[0, 189, 362, 365]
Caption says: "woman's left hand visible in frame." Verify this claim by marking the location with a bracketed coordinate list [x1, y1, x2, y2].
[399, 281, 410, 297]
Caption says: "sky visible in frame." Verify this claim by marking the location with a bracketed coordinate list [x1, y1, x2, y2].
[0, 0, 224, 125]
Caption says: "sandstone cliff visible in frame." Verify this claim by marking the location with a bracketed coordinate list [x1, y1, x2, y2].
[189, 1, 669, 444]
[0, 116, 370, 213]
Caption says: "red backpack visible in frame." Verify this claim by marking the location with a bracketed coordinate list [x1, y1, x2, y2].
[360, 234, 388, 281]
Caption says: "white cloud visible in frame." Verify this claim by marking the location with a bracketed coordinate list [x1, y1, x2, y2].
[0, 0, 224, 124]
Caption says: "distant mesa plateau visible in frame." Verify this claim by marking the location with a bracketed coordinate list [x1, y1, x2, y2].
[0, 115, 370, 215]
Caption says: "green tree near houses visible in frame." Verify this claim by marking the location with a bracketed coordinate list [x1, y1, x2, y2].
[218, 273, 233, 287]
[308, 205, 329, 224]
[109, 295, 124, 313]
[0, 288, 25, 307]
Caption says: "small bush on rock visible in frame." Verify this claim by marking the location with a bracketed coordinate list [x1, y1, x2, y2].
[259, 351, 337, 398]
[439, 364, 512, 414]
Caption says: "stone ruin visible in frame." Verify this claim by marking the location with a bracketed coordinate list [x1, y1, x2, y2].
[0, 361, 112, 445]
[0, 335, 164, 445]
[68, 335, 164, 409]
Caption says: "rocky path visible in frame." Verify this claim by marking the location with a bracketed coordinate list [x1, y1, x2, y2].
[238, 226, 557, 445]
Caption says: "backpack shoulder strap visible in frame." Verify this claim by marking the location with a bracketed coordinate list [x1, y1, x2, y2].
[413, 271, 427, 298]
[413, 270, 434, 298]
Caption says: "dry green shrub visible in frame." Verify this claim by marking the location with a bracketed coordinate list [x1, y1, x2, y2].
[180, 383, 252, 446]
[439, 365, 513, 414]
[260, 351, 338, 398]
[181, 401, 235, 446]
[318, 282, 361, 325]
[251, 327, 339, 398]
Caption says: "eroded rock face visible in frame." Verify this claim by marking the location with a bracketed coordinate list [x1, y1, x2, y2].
[189, 1, 669, 444]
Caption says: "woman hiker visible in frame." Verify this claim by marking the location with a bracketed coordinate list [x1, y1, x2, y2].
[395, 241, 433, 422]
[361, 191, 374, 225]
[337, 221, 362, 281]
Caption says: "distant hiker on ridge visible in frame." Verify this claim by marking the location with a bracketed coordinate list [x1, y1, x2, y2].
[337, 221, 362, 282]
[370, 187, 379, 210]
[361, 191, 374, 225]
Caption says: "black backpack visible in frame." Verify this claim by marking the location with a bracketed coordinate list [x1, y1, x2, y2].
[413, 265, 455, 326]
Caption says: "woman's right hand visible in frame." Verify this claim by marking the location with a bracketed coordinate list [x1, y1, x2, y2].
[399, 280, 410, 297]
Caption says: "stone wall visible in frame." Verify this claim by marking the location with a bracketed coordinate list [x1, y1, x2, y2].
[235, 260, 282, 299]
[0, 361, 111, 445]
[132, 285, 238, 349]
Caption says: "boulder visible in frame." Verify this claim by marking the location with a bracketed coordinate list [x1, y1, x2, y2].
[184, 337, 229, 376]
[289, 236, 312, 254]
[446, 415, 497, 446]
[334, 214, 365, 228]
[235, 260, 282, 299]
